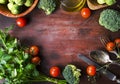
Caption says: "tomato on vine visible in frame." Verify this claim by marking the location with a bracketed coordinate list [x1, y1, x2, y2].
[31, 56, 41, 64]
[106, 42, 116, 51]
[115, 38, 120, 44]
[50, 66, 61, 77]
[86, 65, 96, 76]
[114, 38, 120, 47]
[29, 45, 39, 56]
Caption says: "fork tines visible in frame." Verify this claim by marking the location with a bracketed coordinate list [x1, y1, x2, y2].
[100, 36, 111, 47]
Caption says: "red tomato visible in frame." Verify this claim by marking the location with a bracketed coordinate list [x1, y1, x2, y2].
[81, 8, 91, 18]
[114, 38, 120, 47]
[87, 65, 96, 76]
[50, 66, 60, 77]
[29, 45, 39, 56]
[16, 17, 27, 27]
[106, 42, 115, 51]
[31, 56, 41, 64]
[115, 38, 120, 44]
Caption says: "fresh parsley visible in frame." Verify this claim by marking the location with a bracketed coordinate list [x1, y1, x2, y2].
[0, 26, 67, 84]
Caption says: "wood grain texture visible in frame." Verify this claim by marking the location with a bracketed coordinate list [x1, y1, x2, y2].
[0, 2, 120, 84]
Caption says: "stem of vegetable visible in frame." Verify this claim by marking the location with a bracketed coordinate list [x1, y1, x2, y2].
[0, 35, 8, 50]
[26, 73, 67, 84]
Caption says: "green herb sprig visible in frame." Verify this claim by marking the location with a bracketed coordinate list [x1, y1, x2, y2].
[0, 26, 67, 84]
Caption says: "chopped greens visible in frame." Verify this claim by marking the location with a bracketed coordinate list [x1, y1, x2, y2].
[0, 26, 67, 84]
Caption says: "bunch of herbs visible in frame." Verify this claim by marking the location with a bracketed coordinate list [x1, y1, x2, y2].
[0, 26, 67, 84]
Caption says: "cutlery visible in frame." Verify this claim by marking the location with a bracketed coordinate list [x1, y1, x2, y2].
[90, 50, 120, 66]
[77, 54, 120, 83]
[100, 36, 119, 58]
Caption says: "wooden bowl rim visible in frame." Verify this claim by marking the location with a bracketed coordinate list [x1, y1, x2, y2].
[87, 0, 108, 10]
[0, 0, 39, 18]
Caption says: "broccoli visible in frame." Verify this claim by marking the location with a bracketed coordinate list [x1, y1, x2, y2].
[97, 0, 106, 4]
[105, 0, 116, 5]
[24, 0, 34, 7]
[99, 9, 120, 32]
[97, 0, 116, 5]
[0, 0, 8, 4]
[14, 0, 26, 6]
[62, 64, 81, 84]
[37, 0, 56, 15]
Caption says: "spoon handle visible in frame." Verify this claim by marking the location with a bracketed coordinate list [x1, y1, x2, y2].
[116, 78, 120, 83]
[111, 60, 120, 66]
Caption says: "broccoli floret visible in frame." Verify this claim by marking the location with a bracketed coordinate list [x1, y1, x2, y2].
[99, 9, 120, 32]
[24, 0, 34, 7]
[14, 0, 26, 6]
[97, 0, 116, 5]
[97, 0, 106, 4]
[105, 0, 116, 5]
[0, 0, 8, 4]
[37, 0, 56, 15]
[62, 64, 81, 84]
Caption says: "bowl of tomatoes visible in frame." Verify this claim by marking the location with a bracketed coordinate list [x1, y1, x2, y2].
[0, 0, 38, 18]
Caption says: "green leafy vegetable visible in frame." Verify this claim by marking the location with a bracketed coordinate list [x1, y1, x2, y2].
[62, 64, 81, 84]
[0, 26, 67, 84]
[37, 0, 56, 15]
[99, 9, 120, 32]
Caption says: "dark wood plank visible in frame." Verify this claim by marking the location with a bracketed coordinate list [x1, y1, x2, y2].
[0, 1, 120, 84]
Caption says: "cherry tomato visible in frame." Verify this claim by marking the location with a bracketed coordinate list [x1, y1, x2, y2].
[114, 38, 120, 47]
[106, 42, 115, 51]
[115, 38, 120, 44]
[29, 45, 39, 56]
[16, 17, 27, 27]
[31, 56, 41, 64]
[50, 66, 60, 77]
[87, 65, 96, 76]
[81, 8, 91, 19]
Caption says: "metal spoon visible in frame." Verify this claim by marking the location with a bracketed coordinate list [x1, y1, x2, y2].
[90, 50, 120, 65]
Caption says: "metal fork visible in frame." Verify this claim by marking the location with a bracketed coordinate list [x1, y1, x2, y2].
[100, 36, 120, 58]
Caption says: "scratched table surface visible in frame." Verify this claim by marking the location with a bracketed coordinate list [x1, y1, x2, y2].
[0, 1, 120, 84]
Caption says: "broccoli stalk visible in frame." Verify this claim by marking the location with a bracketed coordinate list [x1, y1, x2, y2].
[37, 0, 56, 15]
[99, 9, 120, 32]
[62, 64, 81, 84]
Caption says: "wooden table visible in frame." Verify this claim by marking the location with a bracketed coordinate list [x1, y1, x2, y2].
[0, 2, 120, 84]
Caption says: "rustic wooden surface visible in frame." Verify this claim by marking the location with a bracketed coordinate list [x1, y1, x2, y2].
[0, 2, 120, 84]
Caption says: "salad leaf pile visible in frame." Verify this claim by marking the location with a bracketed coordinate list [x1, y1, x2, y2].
[0, 26, 67, 84]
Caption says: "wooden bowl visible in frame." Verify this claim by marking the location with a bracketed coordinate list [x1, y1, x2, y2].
[0, 0, 38, 18]
[87, 0, 108, 10]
